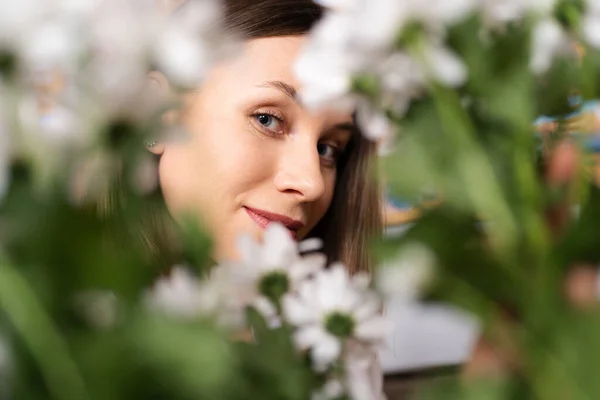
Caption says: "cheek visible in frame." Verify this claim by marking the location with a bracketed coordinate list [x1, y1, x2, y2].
[157, 118, 274, 223]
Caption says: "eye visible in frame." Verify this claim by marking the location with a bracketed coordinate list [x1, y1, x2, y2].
[252, 112, 284, 135]
[317, 142, 340, 165]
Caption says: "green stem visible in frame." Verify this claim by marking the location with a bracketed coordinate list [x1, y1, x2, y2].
[0, 260, 89, 400]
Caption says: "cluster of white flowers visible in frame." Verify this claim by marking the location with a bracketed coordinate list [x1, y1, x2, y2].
[294, 0, 475, 141]
[295, 0, 600, 144]
[0, 0, 232, 197]
[147, 223, 400, 400]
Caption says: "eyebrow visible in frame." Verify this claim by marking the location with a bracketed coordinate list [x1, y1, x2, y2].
[256, 80, 356, 132]
[257, 80, 299, 103]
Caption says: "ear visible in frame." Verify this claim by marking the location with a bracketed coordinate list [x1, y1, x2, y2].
[145, 140, 165, 155]
[145, 71, 178, 155]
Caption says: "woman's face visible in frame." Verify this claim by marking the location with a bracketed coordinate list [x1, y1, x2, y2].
[156, 35, 354, 261]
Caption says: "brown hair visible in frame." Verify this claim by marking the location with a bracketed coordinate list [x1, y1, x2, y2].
[103, 0, 381, 274]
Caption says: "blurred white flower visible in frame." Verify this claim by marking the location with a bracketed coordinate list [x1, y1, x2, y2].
[311, 341, 386, 400]
[153, 0, 231, 87]
[146, 265, 245, 328]
[377, 242, 436, 302]
[356, 103, 395, 141]
[283, 264, 390, 371]
[583, 0, 600, 48]
[408, 0, 477, 26]
[146, 267, 207, 319]
[296, 0, 471, 144]
[344, 340, 386, 400]
[154, 26, 210, 87]
[530, 18, 571, 74]
[421, 43, 468, 87]
[480, 0, 556, 26]
[232, 223, 327, 321]
[0, 0, 46, 47]
[311, 378, 344, 400]
[19, 21, 80, 72]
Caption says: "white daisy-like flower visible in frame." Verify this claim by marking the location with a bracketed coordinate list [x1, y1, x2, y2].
[145, 265, 245, 329]
[295, 0, 472, 143]
[145, 267, 207, 319]
[282, 264, 390, 371]
[232, 223, 327, 321]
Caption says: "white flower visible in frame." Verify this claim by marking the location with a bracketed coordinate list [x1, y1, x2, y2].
[583, 0, 600, 48]
[312, 342, 386, 400]
[530, 18, 571, 74]
[295, 0, 471, 144]
[480, 0, 556, 27]
[312, 378, 344, 400]
[421, 43, 468, 87]
[19, 20, 80, 72]
[154, 26, 210, 87]
[344, 340, 386, 400]
[153, 0, 230, 87]
[233, 223, 326, 320]
[282, 264, 390, 371]
[146, 267, 206, 318]
[356, 102, 395, 141]
[408, 0, 477, 27]
[0, 0, 46, 47]
[145, 266, 245, 328]
[377, 242, 436, 302]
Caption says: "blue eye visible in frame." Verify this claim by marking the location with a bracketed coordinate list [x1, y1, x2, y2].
[254, 113, 283, 134]
[317, 143, 338, 161]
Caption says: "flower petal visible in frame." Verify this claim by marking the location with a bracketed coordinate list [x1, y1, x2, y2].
[298, 237, 323, 253]
[263, 222, 297, 267]
[289, 253, 326, 284]
[235, 233, 260, 266]
[283, 294, 320, 325]
[311, 332, 342, 370]
[294, 325, 327, 350]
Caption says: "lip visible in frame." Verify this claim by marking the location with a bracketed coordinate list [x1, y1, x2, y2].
[243, 206, 305, 238]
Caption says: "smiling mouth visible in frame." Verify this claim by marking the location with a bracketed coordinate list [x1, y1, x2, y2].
[243, 206, 304, 240]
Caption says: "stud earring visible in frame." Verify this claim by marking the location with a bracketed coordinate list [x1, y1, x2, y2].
[145, 140, 159, 148]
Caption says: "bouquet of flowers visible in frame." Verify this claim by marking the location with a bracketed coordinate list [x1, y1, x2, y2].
[2, 0, 600, 399]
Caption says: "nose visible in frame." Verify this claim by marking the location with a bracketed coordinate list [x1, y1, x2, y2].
[273, 138, 326, 202]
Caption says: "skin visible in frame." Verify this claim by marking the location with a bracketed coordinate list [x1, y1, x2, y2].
[149, 35, 354, 261]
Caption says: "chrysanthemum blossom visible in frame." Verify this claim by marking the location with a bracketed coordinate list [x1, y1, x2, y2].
[145, 265, 245, 329]
[282, 264, 390, 371]
[232, 223, 326, 320]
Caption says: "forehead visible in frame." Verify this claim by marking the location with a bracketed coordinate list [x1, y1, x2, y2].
[230, 35, 307, 85]
[206, 35, 351, 120]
